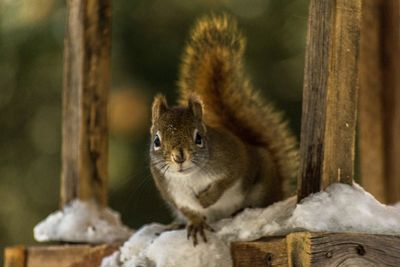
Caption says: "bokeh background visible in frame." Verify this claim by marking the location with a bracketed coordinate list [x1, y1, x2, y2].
[0, 0, 308, 262]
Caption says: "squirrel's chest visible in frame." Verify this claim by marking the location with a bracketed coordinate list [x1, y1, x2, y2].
[165, 172, 211, 211]
[165, 172, 245, 222]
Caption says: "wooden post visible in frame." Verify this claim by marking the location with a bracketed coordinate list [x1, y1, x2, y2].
[297, 0, 362, 201]
[61, 0, 111, 207]
[359, 0, 400, 204]
[358, 0, 386, 202]
[382, 0, 400, 204]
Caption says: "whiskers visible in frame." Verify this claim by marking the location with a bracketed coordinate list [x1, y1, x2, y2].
[190, 152, 209, 170]
[162, 164, 170, 176]
[190, 159, 201, 168]
[191, 156, 218, 183]
[151, 158, 171, 176]
[129, 173, 152, 209]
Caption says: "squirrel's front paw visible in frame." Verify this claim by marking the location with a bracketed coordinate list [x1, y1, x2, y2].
[186, 220, 214, 246]
[196, 185, 217, 208]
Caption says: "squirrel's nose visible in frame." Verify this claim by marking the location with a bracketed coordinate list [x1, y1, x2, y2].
[172, 149, 186, 164]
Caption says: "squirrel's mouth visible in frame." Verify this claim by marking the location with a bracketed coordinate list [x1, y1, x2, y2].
[172, 163, 195, 174]
[177, 166, 193, 173]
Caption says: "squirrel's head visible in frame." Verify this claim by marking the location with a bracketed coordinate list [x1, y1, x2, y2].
[149, 94, 209, 175]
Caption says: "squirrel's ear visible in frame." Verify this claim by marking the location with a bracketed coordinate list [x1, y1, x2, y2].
[188, 95, 203, 120]
[152, 94, 168, 124]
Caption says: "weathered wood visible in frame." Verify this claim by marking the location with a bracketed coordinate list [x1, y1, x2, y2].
[298, 0, 362, 201]
[4, 246, 26, 267]
[358, 0, 400, 204]
[290, 232, 400, 266]
[231, 237, 288, 267]
[382, 0, 400, 204]
[232, 232, 400, 267]
[61, 0, 111, 207]
[358, 0, 386, 202]
[4, 244, 119, 267]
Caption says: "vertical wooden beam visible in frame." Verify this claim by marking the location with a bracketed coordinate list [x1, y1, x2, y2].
[382, 0, 400, 204]
[298, 0, 362, 201]
[61, 0, 111, 207]
[358, 0, 386, 202]
[358, 0, 400, 204]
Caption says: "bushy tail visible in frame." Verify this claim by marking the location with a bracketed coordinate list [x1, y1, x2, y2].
[178, 14, 298, 194]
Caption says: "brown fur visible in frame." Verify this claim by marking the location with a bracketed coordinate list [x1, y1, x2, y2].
[178, 14, 299, 194]
[149, 14, 299, 245]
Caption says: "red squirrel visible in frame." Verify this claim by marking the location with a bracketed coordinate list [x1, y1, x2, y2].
[149, 14, 298, 246]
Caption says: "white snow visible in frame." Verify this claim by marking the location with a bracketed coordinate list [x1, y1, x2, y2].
[101, 183, 400, 267]
[394, 202, 400, 211]
[101, 224, 231, 267]
[34, 199, 132, 243]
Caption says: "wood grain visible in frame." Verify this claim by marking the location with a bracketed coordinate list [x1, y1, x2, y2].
[231, 237, 288, 267]
[358, 0, 400, 204]
[358, 0, 386, 203]
[232, 232, 400, 267]
[382, 0, 400, 204]
[4, 244, 119, 267]
[295, 232, 400, 266]
[61, 0, 111, 207]
[4, 246, 26, 267]
[298, 0, 362, 201]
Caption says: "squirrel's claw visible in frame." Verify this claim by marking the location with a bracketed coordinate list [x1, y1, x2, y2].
[186, 221, 213, 246]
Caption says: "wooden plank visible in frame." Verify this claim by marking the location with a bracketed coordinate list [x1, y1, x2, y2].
[286, 232, 311, 267]
[358, 0, 386, 202]
[3, 244, 119, 267]
[231, 237, 288, 267]
[358, 0, 400, 204]
[382, 0, 400, 204]
[27, 244, 118, 267]
[290, 232, 400, 266]
[298, 0, 362, 201]
[61, 0, 111, 207]
[4, 246, 26, 267]
[232, 232, 400, 267]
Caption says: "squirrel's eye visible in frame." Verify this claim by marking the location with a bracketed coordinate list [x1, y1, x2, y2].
[154, 134, 161, 150]
[194, 129, 204, 147]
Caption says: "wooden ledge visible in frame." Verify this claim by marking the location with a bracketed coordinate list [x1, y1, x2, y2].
[5, 232, 400, 267]
[231, 232, 400, 267]
[4, 243, 119, 267]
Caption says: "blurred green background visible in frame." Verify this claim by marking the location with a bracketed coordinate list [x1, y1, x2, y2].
[0, 0, 308, 262]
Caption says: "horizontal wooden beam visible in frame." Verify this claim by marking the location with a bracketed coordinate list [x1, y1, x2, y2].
[6, 232, 400, 267]
[232, 232, 400, 267]
[4, 244, 119, 267]
[4, 246, 25, 267]
[231, 237, 288, 267]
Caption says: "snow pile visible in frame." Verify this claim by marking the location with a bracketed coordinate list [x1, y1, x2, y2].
[220, 183, 400, 242]
[102, 224, 231, 267]
[34, 199, 132, 243]
[394, 202, 400, 212]
[101, 183, 400, 267]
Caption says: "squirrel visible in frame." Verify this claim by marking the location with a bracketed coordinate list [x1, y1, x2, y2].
[149, 14, 299, 246]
